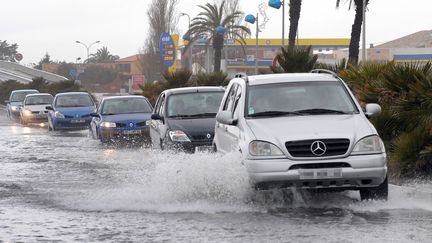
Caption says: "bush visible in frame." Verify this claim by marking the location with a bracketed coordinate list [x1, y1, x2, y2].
[194, 71, 229, 86]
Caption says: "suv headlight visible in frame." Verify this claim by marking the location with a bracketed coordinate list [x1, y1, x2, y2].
[169, 130, 191, 142]
[54, 111, 65, 118]
[23, 109, 32, 116]
[249, 141, 284, 156]
[351, 135, 385, 155]
[101, 122, 116, 128]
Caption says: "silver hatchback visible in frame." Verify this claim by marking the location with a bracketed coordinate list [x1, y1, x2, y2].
[214, 71, 388, 200]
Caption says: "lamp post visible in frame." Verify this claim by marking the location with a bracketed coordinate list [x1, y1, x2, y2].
[268, 0, 285, 47]
[75, 40, 100, 62]
[245, 14, 260, 75]
[180, 13, 193, 71]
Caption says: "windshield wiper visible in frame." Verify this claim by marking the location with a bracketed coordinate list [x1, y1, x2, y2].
[294, 108, 352, 115]
[249, 110, 304, 117]
[187, 113, 217, 117]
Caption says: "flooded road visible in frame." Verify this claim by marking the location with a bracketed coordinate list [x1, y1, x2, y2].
[1, 110, 432, 242]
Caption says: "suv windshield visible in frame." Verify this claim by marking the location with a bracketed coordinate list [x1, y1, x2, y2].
[101, 98, 152, 115]
[55, 94, 95, 108]
[167, 91, 224, 118]
[25, 95, 53, 105]
[11, 91, 38, 102]
[247, 81, 358, 117]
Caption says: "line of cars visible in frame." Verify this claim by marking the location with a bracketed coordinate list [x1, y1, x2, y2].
[5, 70, 388, 200]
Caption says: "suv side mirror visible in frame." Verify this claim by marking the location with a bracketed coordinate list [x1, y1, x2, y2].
[46, 106, 53, 110]
[151, 113, 164, 122]
[216, 111, 237, 125]
[365, 103, 381, 118]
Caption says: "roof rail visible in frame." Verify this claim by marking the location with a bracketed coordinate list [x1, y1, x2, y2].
[311, 69, 339, 79]
[234, 72, 249, 82]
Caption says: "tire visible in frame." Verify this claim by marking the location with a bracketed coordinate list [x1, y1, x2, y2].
[360, 177, 388, 201]
[160, 139, 165, 150]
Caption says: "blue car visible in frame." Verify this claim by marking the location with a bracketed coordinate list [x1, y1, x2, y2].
[47, 92, 96, 131]
[89, 95, 153, 143]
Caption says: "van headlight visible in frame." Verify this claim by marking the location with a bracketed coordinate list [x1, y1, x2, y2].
[351, 135, 385, 155]
[249, 141, 284, 156]
[169, 130, 191, 142]
[101, 122, 116, 128]
[11, 106, 18, 111]
[23, 109, 32, 116]
[54, 111, 65, 118]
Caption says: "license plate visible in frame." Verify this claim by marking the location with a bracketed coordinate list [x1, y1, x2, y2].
[299, 168, 343, 180]
[71, 119, 85, 123]
[123, 130, 142, 135]
[195, 146, 213, 153]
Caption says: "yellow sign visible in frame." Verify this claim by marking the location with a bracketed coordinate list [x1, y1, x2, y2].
[168, 34, 179, 73]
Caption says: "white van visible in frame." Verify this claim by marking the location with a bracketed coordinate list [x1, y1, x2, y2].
[214, 71, 387, 200]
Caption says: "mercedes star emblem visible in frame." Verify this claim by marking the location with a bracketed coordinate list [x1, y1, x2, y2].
[311, 141, 327, 156]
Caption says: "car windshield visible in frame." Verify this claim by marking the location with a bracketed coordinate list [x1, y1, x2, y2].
[11, 91, 38, 102]
[25, 95, 53, 105]
[247, 81, 358, 117]
[101, 98, 152, 115]
[167, 91, 224, 118]
[55, 94, 95, 108]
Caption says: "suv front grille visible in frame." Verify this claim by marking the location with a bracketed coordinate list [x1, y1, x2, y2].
[286, 139, 350, 158]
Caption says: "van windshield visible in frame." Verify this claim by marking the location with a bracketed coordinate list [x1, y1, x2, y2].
[167, 91, 224, 118]
[247, 81, 358, 117]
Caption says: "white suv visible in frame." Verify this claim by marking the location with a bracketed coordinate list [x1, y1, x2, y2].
[213, 71, 388, 200]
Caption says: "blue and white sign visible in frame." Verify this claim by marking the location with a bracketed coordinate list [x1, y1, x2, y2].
[159, 32, 176, 67]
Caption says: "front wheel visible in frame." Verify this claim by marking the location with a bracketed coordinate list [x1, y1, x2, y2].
[360, 177, 388, 201]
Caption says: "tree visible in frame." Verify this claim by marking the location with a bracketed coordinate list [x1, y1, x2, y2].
[34, 52, 53, 70]
[0, 40, 19, 62]
[187, 0, 251, 72]
[269, 46, 317, 73]
[140, 0, 178, 82]
[336, 0, 369, 65]
[288, 0, 302, 49]
[87, 47, 119, 63]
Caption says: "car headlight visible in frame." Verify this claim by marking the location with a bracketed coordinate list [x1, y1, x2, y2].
[23, 109, 32, 116]
[351, 135, 385, 155]
[145, 120, 151, 126]
[54, 111, 65, 118]
[249, 141, 284, 156]
[11, 106, 18, 111]
[101, 122, 116, 128]
[169, 130, 191, 142]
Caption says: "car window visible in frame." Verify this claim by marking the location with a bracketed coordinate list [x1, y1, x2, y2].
[10, 91, 38, 102]
[222, 84, 238, 112]
[166, 91, 224, 117]
[55, 94, 95, 108]
[25, 95, 53, 105]
[157, 94, 166, 116]
[101, 98, 152, 115]
[247, 81, 358, 116]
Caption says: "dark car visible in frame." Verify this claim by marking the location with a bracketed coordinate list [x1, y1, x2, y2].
[47, 92, 96, 131]
[90, 95, 153, 144]
[150, 86, 225, 153]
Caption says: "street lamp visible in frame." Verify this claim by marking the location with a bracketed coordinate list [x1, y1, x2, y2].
[268, 0, 285, 47]
[180, 13, 193, 70]
[245, 14, 260, 75]
[75, 40, 101, 61]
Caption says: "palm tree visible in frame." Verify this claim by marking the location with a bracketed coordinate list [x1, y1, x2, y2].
[270, 46, 317, 73]
[288, 0, 302, 49]
[87, 46, 120, 63]
[187, 0, 250, 72]
[336, 0, 368, 66]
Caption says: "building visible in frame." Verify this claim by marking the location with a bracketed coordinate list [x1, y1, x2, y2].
[0, 60, 68, 83]
[335, 30, 432, 63]
[180, 38, 350, 75]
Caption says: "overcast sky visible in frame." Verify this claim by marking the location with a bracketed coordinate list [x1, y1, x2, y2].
[2, 0, 431, 64]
